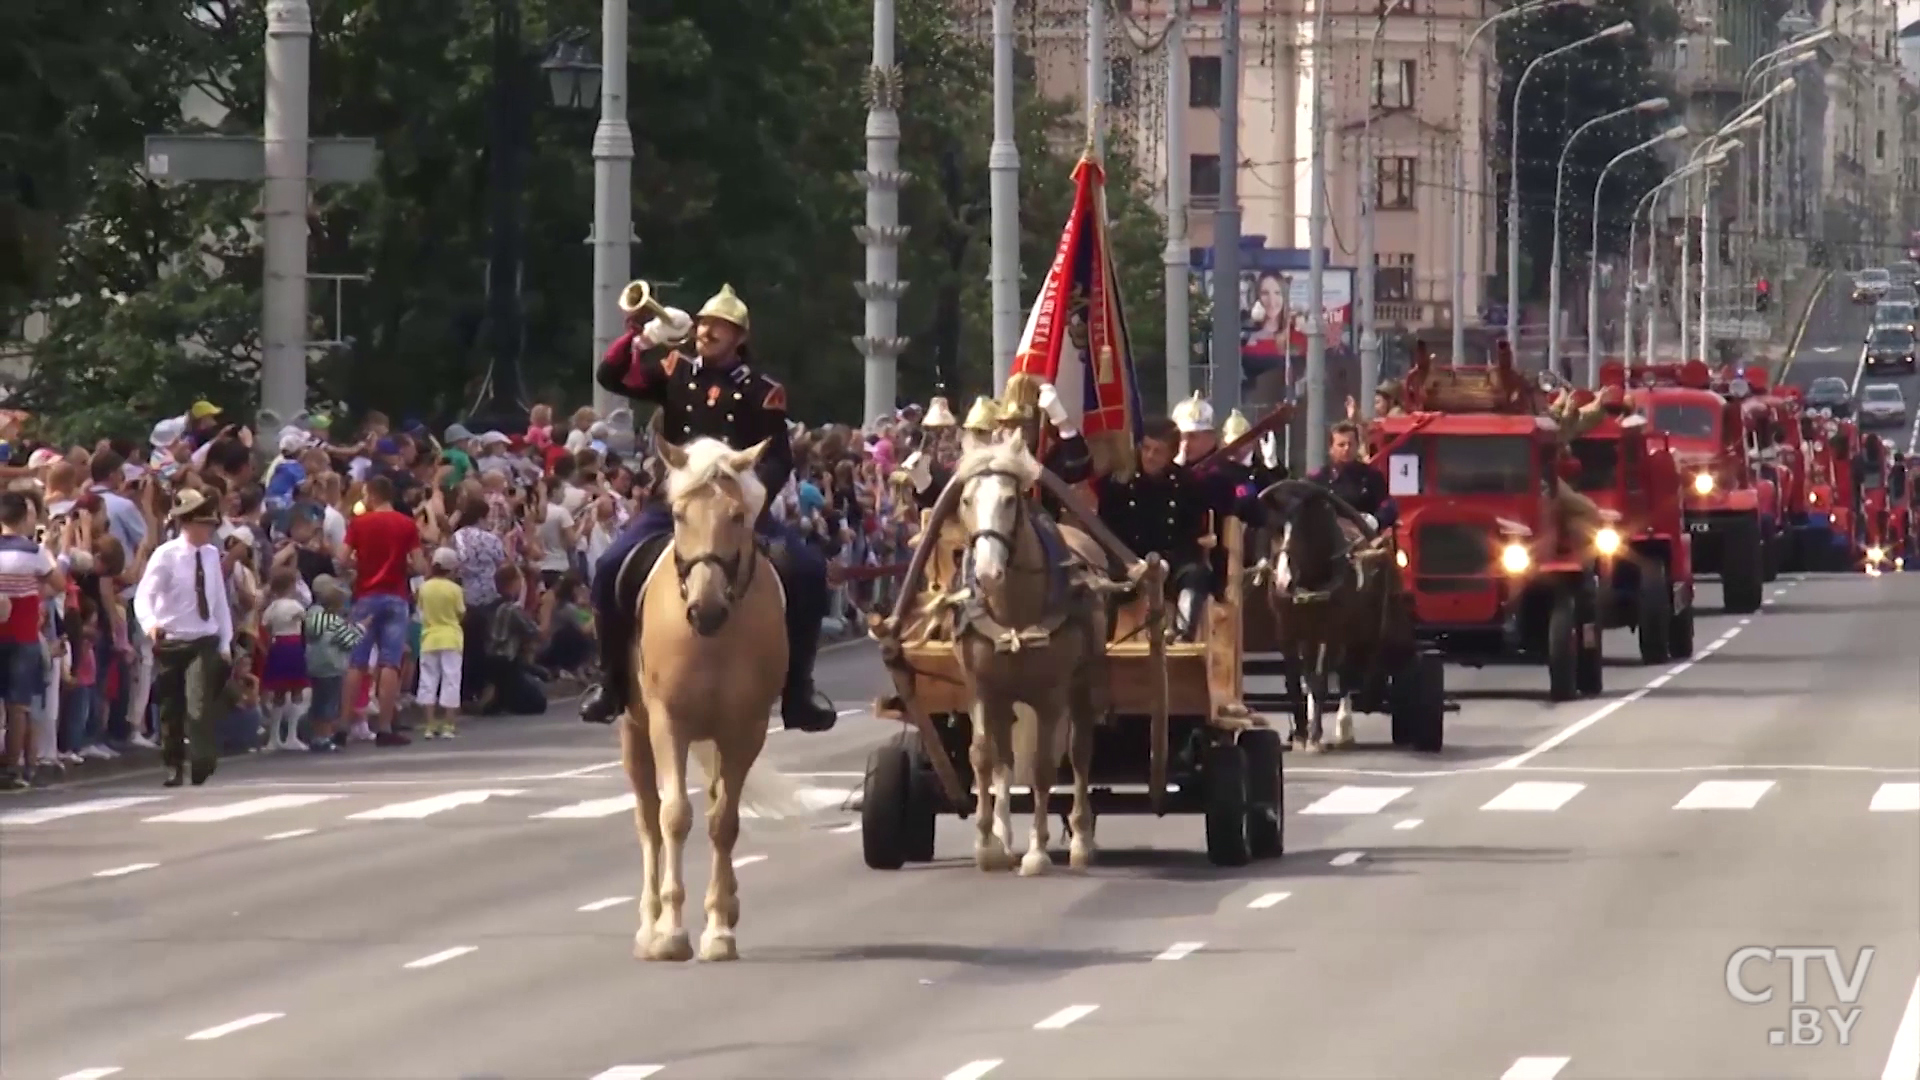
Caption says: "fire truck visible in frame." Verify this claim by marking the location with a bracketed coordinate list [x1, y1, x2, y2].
[1799, 409, 1859, 569]
[1734, 373, 1821, 571]
[1858, 434, 1899, 571]
[1601, 360, 1768, 614]
[1371, 347, 1610, 702]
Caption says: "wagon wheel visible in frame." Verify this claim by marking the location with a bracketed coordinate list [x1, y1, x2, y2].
[1140, 554, 1171, 815]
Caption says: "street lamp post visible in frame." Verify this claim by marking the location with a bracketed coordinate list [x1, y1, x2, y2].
[1693, 82, 1790, 365]
[1626, 153, 1719, 365]
[1357, 0, 1405, 418]
[1451, 0, 1583, 365]
[1588, 125, 1688, 386]
[1547, 96, 1667, 378]
[1505, 20, 1633, 361]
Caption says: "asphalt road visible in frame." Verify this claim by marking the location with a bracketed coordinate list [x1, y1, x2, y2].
[3, 576, 1917, 1080]
[1783, 276, 1920, 455]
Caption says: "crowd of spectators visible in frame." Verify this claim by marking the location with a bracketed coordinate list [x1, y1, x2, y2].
[0, 397, 936, 789]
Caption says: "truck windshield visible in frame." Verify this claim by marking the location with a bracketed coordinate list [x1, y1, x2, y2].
[1648, 403, 1718, 439]
[1431, 436, 1536, 495]
[1569, 439, 1619, 492]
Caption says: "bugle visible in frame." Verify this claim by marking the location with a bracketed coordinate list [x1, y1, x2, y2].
[617, 280, 689, 343]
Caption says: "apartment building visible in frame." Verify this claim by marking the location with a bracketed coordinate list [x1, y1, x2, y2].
[1017, 0, 1502, 344]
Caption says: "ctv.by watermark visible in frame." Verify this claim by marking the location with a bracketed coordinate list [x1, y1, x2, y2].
[1726, 946, 1875, 1047]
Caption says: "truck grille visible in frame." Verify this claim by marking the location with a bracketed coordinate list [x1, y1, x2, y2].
[1414, 522, 1492, 576]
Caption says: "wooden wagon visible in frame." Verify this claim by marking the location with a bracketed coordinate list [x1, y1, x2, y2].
[862, 494, 1285, 870]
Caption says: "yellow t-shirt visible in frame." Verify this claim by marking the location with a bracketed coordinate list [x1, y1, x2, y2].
[418, 577, 466, 652]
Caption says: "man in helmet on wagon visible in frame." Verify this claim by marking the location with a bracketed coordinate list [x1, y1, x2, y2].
[581, 284, 838, 733]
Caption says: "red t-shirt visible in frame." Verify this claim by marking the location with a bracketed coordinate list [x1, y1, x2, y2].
[345, 508, 420, 598]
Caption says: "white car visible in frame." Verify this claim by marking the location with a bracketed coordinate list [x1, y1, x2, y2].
[1871, 299, 1918, 336]
[1855, 267, 1893, 303]
[1856, 383, 1908, 428]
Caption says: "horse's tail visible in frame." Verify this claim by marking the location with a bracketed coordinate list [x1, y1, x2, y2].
[687, 739, 816, 822]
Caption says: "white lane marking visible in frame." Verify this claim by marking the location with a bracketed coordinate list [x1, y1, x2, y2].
[1673, 779, 1776, 810]
[1330, 851, 1366, 867]
[731, 854, 767, 868]
[403, 946, 476, 969]
[92, 862, 158, 878]
[1883, 975, 1920, 1080]
[184, 1012, 283, 1040]
[578, 896, 633, 912]
[828, 821, 861, 833]
[533, 794, 637, 819]
[1814, 345, 1841, 354]
[1502, 1057, 1571, 1080]
[1481, 781, 1586, 812]
[546, 761, 623, 779]
[346, 789, 524, 820]
[264, 828, 315, 840]
[146, 795, 341, 823]
[589, 1068, 665, 1080]
[1494, 635, 1731, 770]
[1248, 891, 1292, 909]
[1739, 617, 1753, 627]
[1852, 343, 1870, 395]
[1033, 1004, 1099, 1030]
[0, 796, 169, 826]
[58, 1070, 122, 1080]
[1871, 783, 1920, 812]
[1298, 785, 1412, 815]
[1154, 941, 1204, 962]
[944, 1061, 1003, 1080]
[1393, 818, 1423, 830]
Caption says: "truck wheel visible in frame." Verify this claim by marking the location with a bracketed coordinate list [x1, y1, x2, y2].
[1203, 742, 1251, 867]
[1637, 565, 1673, 665]
[1240, 728, 1284, 859]
[862, 733, 936, 870]
[1719, 515, 1765, 614]
[1669, 606, 1697, 660]
[1547, 591, 1580, 703]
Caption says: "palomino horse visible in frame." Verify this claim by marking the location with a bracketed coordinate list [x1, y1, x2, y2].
[1260, 479, 1387, 752]
[950, 436, 1111, 875]
[622, 434, 788, 962]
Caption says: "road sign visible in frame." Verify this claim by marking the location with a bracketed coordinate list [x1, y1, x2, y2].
[142, 135, 378, 184]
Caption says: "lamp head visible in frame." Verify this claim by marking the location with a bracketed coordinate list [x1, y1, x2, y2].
[1635, 96, 1671, 112]
[1599, 19, 1634, 37]
[1660, 124, 1690, 141]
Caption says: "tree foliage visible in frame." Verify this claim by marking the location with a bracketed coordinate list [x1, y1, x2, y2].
[10, 0, 1168, 440]
[1499, 0, 1681, 300]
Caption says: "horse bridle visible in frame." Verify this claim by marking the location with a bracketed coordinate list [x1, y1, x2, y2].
[671, 501, 758, 614]
[962, 469, 1044, 576]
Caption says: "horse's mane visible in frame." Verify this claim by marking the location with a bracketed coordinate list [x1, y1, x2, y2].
[664, 437, 768, 521]
[955, 437, 1041, 487]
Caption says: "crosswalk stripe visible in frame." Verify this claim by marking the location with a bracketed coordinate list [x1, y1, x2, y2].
[1481, 781, 1586, 812]
[1870, 782, 1920, 812]
[1673, 779, 1775, 810]
[534, 794, 637, 820]
[1, 796, 170, 826]
[145, 795, 342, 823]
[1298, 785, 1412, 815]
[346, 790, 524, 820]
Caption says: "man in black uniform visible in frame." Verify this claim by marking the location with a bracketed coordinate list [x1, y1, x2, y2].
[578, 284, 836, 732]
[1306, 421, 1397, 529]
[1071, 415, 1214, 640]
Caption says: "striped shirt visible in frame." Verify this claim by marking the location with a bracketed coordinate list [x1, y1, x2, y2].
[302, 606, 366, 679]
[0, 534, 53, 645]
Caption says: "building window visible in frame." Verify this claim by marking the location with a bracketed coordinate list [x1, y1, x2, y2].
[1375, 156, 1417, 209]
[1375, 254, 1415, 301]
[1371, 59, 1415, 110]
[1189, 56, 1222, 108]
[1190, 153, 1222, 200]
[1191, 0, 1222, 9]
[1876, 129, 1885, 161]
[1378, 0, 1416, 11]
[1109, 57, 1134, 108]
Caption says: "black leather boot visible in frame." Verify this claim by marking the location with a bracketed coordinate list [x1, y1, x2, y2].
[779, 616, 837, 733]
[163, 764, 185, 788]
[579, 614, 632, 724]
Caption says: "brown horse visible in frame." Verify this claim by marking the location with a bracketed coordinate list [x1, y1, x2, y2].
[950, 436, 1112, 874]
[621, 434, 790, 962]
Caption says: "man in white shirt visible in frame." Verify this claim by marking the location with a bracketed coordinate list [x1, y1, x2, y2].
[134, 489, 234, 787]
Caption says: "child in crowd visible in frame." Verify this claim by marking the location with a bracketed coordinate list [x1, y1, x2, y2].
[259, 565, 310, 751]
[416, 548, 465, 738]
[301, 575, 363, 753]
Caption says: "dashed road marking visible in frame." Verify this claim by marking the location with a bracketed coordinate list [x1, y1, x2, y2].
[92, 862, 157, 878]
[1153, 941, 1204, 962]
[1871, 783, 1920, 812]
[263, 829, 314, 840]
[578, 896, 632, 912]
[346, 789, 523, 820]
[589, 1068, 664, 1080]
[185, 1013, 283, 1041]
[1501, 1057, 1571, 1080]
[1393, 818, 1423, 830]
[1, 796, 169, 826]
[533, 794, 637, 819]
[1248, 891, 1291, 909]
[1673, 779, 1775, 810]
[403, 946, 476, 969]
[944, 1060, 1003, 1080]
[146, 795, 341, 823]
[1329, 851, 1366, 867]
[1033, 1004, 1099, 1030]
[1481, 781, 1586, 812]
[1298, 786, 1412, 815]
[1882, 974, 1920, 1080]
[732, 854, 767, 868]
[57, 1069, 122, 1080]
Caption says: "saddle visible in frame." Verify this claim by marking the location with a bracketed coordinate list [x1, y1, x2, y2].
[612, 526, 785, 629]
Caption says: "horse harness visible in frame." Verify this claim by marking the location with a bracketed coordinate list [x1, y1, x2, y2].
[958, 469, 1090, 654]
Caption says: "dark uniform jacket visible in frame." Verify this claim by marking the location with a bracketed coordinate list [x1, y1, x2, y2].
[1090, 465, 1211, 567]
[1307, 459, 1394, 524]
[596, 332, 796, 502]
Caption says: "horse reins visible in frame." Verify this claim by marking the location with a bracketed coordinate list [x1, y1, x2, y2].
[962, 469, 1049, 579]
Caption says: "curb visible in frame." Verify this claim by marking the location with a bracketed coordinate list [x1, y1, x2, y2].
[1776, 268, 1833, 383]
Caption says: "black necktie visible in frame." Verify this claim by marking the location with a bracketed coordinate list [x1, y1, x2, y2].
[194, 546, 211, 621]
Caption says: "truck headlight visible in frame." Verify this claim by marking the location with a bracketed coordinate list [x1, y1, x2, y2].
[1867, 545, 1885, 563]
[1394, 549, 1409, 569]
[1500, 543, 1531, 575]
[1692, 473, 1715, 495]
[1594, 527, 1622, 556]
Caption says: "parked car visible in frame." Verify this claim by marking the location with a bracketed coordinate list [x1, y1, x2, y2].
[1854, 267, 1893, 303]
[1857, 383, 1908, 429]
[1806, 376, 1854, 416]
[1871, 299, 1918, 336]
[1890, 261, 1920, 288]
[1865, 325, 1918, 373]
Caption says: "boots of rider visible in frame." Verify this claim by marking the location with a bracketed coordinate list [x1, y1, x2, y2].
[769, 535, 837, 733]
[577, 610, 632, 724]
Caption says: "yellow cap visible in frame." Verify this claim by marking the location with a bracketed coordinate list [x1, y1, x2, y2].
[695, 283, 750, 333]
[190, 400, 222, 420]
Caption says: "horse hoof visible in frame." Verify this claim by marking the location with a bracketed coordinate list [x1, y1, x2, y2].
[1301, 742, 1324, 755]
[699, 930, 739, 962]
[1069, 843, 1096, 869]
[1290, 737, 1309, 752]
[644, 930, 694, 962]
[1018, 849, 1051, 877]
[975, 844, 1016, 872]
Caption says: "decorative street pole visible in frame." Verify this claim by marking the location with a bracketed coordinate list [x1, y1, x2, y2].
[1303, 0, 1328, 471]
[1162, 2, 1191, 409]
[588, 0, 633, 423]
[989, 0, 1020, 390]
[1357, 0, 1405, 418]
[1209, 0, 1244, 414]
[855, 0, 910, 423]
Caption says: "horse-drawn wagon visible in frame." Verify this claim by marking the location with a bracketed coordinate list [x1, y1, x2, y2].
[862, 441, 1285, 871]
